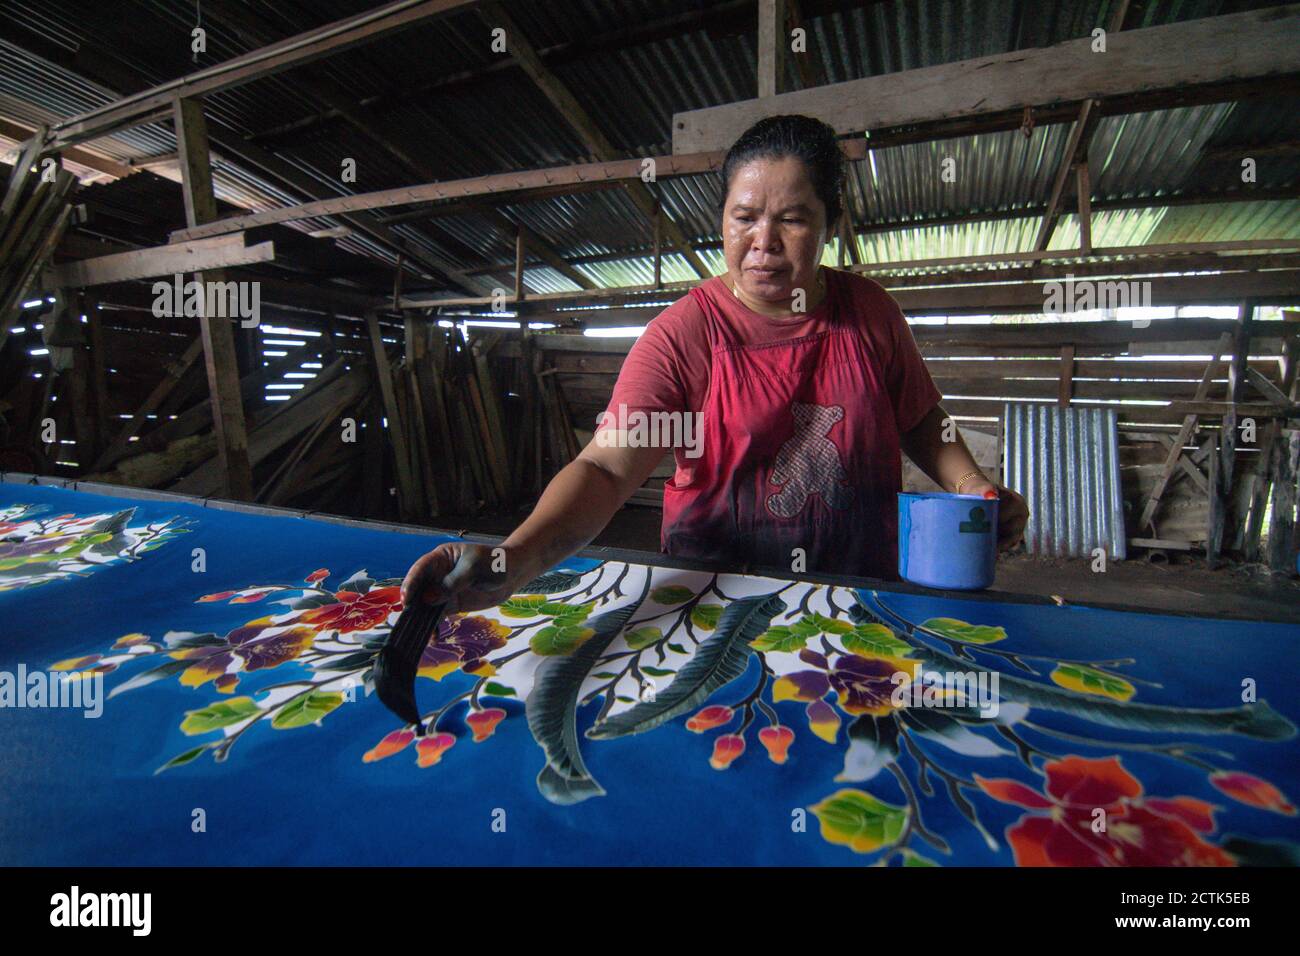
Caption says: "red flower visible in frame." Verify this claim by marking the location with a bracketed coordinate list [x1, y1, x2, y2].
[710, 734, 746, 770]
[466, 707, 507, 742]
[759, 726, 794, 764]
[1210, 771, 1296, 815]
[416, 733, 456, 767]
[976, 756, 1235, 867]
[686, 705, 733, 733]
[299, 586, 403, 634]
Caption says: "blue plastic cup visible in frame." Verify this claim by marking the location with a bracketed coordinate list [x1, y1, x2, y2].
[897, 491, 999, 590]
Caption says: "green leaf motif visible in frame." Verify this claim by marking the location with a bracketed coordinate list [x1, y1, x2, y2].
[550, 602, 594, 624]
[650, 585, 695, 605]
[902, 849, 940, 867]
[809, 789, 909, 854]
[155, 744, 213, 774]
[180, 696, 261, 736]
[588, 592, 786, 739]
[690, 604, 723, 630]
[641, 666, 675, 678]
[1050, 663, 1136, 702]
[499, 595, 550, 618]
[624, 626, 663, 650]
[922, 617, 1007, 645]
[271, 691, 344, 729]
[751, 612, 854, 653]
[750, 624, 811, 653]
[807, 611, 853, 635]
[530, 624, 596, 656]
[842, 623, 912, 658]
[483, 681, 517, 697]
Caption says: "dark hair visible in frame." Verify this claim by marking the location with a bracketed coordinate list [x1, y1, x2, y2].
[718, 114, 845, 232]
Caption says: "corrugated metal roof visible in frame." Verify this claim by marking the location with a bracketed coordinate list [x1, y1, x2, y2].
[1, 0, 1295, 291]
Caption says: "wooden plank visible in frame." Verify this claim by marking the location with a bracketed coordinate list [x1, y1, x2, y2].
[0, 127, 46, 230]
[1, 197, 74, 346]
[173, 95, 253, 501]
[758, 0, 787, 98]
[1034, 104, 1097, 251]
[1129, 537, 1195, 551]
[1141, 332, 1232, 533]
[43, 234, 273, 288]
[672, 6, 1300, 153]
[174, 363, 367, 495]
[1076, 162, 1092, 256]
[90, 335, 204, 471]
[170, 149, 725, 243]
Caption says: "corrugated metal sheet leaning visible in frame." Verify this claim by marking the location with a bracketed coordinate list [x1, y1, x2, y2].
[1003, 402, 1128, 559]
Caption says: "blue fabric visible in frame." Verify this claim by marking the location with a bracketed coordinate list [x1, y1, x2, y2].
[1, 480, 1297, 866]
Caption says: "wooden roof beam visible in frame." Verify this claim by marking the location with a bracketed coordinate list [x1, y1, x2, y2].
[479, 1, 711, 279]
[672, 5, 1300, 153]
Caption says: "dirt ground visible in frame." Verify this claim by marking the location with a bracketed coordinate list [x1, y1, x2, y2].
[439, 505, 1300, 625]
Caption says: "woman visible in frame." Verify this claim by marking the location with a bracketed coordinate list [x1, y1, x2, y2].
[403, 115, 1028, 612]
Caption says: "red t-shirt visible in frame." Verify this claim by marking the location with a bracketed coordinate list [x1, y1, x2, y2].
[599, 268, 942, 476]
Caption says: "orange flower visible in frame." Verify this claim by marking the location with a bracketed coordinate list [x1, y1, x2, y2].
[299, 586, 403, 634]
[197, 591, 235, 603]
[363, 729, 415, 763]
[710, 734, 745, 770]
[306, 569, 329, 584]
[758, 726, 794, 764]
[466, 707, 507, 742]
[1210, 772, 1296, 815]
[416, 733, 457, 767]
[686, 705, 733, 733]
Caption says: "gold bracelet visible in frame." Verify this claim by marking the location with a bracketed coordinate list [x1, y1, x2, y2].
[953, 470, 985, 494]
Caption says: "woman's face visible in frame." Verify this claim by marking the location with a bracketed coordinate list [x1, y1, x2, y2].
[722, 156, 831, 307]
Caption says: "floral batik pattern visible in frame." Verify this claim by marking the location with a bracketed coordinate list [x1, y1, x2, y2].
[65, 560, 1298, 866]
[0, 503, 190, 593]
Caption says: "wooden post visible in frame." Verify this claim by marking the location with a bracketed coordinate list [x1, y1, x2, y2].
[1058, 344, 1075, 406]
[85, 299, 111, 459]
[1266, 424, 1297, 572]
[172, 95, 254, 500]
[514, 227, 526, 303]
[1212, 301, 1254, 560]
[1076, 162, 1092, 256]
[366, 310, 417, 520]
[758, 0, 788, 98]
[652, 201, 663, 290]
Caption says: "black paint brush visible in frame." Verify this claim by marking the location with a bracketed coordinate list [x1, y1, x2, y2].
[374, 598, 449, 735]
